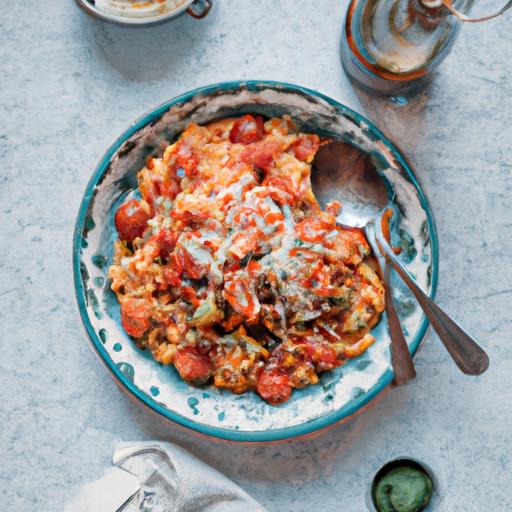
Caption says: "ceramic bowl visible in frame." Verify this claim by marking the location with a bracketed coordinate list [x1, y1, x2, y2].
[75, 0, 212, 26]
[73, 81, 438, 442]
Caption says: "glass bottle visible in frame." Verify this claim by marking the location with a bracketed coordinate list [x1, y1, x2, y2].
[340, 0, 508, 95]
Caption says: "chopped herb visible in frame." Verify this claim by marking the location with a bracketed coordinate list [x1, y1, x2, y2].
[329, 296, 349, 308]
[357, 242, 369, 257]
[239, 251, 254, 268]
[253, 167, 264, 183]
[355, 318, 368, 329]
[294, 238, 305, 246]
[254, 247, 271, 260]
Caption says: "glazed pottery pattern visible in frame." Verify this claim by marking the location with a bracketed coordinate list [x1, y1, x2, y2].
[73, 81, 438, 442]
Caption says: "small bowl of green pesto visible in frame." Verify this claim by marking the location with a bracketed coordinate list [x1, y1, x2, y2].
[371, 459, 434, 512]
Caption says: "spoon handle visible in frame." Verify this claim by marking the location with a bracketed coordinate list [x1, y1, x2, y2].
[365, 223, 416, 385]
[375, 215, 489, 375]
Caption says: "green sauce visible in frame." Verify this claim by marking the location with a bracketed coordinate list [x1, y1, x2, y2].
[374, 466, 432, 512]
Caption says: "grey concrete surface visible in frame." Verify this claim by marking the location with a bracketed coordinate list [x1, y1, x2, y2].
[1, 1, 511, 510]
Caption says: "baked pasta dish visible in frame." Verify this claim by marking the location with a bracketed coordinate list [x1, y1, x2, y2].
[109, 114, 385, 405]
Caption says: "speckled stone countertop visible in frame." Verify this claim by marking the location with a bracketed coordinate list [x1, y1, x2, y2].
[1, 1, 511, 510]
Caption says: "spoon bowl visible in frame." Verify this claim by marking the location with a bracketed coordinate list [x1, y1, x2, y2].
[311, 141, 389, 228]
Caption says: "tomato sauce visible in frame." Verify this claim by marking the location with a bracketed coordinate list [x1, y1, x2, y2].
[108, 115, 385, 405]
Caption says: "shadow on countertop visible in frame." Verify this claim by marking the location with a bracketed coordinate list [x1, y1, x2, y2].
[353, 86, 431, 162]
[78, 8, 217, 83]
[114, 379, 416, 484]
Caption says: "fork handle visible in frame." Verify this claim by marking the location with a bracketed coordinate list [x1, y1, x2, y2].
[365, 222, 416, 385]
[383, 262, 417, 384]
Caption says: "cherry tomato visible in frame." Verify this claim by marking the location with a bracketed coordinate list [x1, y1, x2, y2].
[301, 340, 338, 368]
[174, 347, 213, 385]
[164, 245, 208, 284]
[114, 199, 150, 242]
[257, 370, 292, 405]
[289, 134, 320, 162]
[229, 115, 265, 144]
[241, 140, 281, 172]
[120, 298, 152, 338]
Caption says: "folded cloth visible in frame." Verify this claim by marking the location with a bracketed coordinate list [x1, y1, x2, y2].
[65, 441, 267, 512]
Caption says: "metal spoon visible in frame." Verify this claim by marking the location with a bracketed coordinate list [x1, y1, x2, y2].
[311, 140, 489, 377]
[311, 141, 416, 384]
[374, 211, 489, 375]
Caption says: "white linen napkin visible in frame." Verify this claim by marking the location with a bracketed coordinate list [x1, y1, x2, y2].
[65, 441, 267, 512]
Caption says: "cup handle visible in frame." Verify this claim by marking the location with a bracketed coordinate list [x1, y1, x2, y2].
[187, 0, 212, 19]
[442, 0, 512, 23]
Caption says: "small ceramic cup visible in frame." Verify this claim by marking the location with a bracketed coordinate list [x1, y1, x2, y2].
[75, 0, 212, 27]
[365, 456, 446, 511]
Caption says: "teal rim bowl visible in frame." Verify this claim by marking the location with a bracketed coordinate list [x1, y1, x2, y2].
[73, 80, 438, 443]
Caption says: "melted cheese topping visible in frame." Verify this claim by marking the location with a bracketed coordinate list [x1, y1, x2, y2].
[109, 115, 385, 404]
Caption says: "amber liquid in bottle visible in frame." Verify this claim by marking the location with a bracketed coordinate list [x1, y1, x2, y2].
[341, 0, 472, 95]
